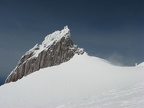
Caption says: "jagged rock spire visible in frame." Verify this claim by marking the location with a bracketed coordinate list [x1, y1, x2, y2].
[5, 26, 84, 83]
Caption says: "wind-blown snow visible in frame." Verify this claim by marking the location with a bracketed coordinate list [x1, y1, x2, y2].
[137, 62, 144, 66]
[0, 53, 144, 108]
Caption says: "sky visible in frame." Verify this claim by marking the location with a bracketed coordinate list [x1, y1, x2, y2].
[0, 0, 144, 85]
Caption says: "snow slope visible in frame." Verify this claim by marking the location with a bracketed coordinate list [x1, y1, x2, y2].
[0, 53, 144, 108]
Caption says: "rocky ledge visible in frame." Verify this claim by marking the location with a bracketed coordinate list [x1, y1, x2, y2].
[5, 26, 84, 83]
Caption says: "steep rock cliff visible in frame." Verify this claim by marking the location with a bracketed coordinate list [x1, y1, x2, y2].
[5, 26, 84, 83]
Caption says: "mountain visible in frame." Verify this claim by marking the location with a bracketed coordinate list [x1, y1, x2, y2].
[0, 26, 144, 108]
[5, 26, 84, 83]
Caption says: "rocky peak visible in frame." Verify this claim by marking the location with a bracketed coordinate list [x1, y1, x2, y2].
[5, 26, 84, 83]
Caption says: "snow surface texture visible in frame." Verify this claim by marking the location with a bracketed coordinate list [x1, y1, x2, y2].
[0, 53, 144, 108]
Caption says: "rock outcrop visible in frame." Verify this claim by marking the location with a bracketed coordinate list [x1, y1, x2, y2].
[5, 26, 84, 83]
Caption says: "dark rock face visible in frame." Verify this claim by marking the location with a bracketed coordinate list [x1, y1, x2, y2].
[5, 27, 84, 83]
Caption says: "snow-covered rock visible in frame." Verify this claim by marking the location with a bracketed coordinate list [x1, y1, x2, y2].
[5, 26, 84, 83]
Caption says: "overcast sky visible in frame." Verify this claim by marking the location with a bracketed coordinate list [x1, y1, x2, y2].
[0, 0, 144, 85]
